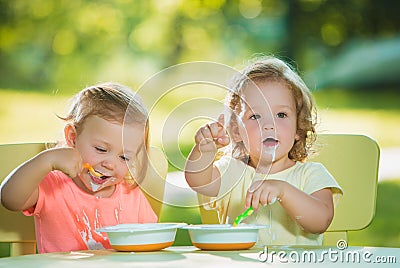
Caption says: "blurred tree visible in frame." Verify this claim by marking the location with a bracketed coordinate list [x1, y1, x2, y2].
[0, 0, 399, 92]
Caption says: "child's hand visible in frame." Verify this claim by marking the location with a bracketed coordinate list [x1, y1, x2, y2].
[194, 114, 230, 153]
[245, 179, 286, 211]
[46, 147, 83, 178]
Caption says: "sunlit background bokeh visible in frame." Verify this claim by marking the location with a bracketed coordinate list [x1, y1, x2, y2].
[1, 0, 399, 248]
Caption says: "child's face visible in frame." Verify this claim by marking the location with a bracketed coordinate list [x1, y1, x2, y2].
[72, 115, 144, 194]
[238, 80, 299, 172]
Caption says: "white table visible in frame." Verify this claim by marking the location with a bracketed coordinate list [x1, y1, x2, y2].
[0, 246, 399, 267]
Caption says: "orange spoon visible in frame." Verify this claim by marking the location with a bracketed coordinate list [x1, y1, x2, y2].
[83, 163, 103, 178]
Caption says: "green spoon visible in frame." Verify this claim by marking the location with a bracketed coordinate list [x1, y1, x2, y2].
[233, 206, 254, 227]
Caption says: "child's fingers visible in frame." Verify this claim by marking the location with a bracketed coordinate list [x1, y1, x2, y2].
[195, 131, 207, 144]
[217, 114, 227, 136]
[246, 183, 262, 210]
[250, 190, 262, 211]
[200, 124, 213, 139]
[209, 122, 220, 138]
[195, 125, 212, 144]
[217, 113, 225, 127]
[248, 180, 263, 193]
[245, 190, 253, 209]
[72, 157, 84, 178]
[247, 180, 274, 209]
[259, 192, 270, 207]
[195, 127, 217, 150]
[216, 135, 230, 147]
[77, 160, 83, 173]
[245, 181, 281, 210]
[194, 115, 229, 149]
[213, 114, 229, 146]
[194, 131, 204, 144]
[199, 122, 227, 143]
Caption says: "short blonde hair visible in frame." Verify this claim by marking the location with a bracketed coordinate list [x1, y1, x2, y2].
[226, 56, 317, 163]
[60, 82, 150, 186]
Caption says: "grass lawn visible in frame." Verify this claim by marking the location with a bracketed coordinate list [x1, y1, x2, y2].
[0, 90, 68, 143]
[348, 179, 400, 247]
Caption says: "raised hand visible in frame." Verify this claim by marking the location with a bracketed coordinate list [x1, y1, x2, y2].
[46, 147, 83, 178]
[0, 146, 83, 211]
[194, 114, 230, 153]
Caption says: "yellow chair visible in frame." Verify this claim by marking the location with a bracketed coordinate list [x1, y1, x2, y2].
[0, 143, 46, 256]
[313, 134, 379, 245]
[198, 134, 380, 246]
[0, 143, 167, 256]
[140, 146, 168, 218]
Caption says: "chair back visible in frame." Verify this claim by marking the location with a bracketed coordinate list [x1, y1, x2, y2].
[140, 146, 168, 218]
[314, 134, 379, 245]
[0, 143, 46, 256]
[197, 134, 380, 246]
[0, 143, 167, 256]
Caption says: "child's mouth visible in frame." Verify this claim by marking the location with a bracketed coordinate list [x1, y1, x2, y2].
[263, 137, 278, 147]
[88, 172, 111, 185]
[84, 163, 111, 185]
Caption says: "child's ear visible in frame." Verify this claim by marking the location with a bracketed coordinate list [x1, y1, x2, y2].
[295, 133, 300, 142]
[64, 124, 77, 147]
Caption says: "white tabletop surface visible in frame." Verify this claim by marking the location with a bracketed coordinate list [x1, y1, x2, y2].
[0, 246, 398, 267]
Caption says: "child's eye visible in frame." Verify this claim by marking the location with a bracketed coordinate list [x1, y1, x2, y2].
[95, 147, 107, 152]
[120, 155, 130, 162]
[250, 114, 261, 120]
[276, 112, 287, 119]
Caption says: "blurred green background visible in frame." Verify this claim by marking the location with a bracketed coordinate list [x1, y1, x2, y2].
[1, 0, 399, 253]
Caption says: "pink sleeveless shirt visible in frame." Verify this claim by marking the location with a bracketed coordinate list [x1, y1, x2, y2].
[23, 170, 157, 253]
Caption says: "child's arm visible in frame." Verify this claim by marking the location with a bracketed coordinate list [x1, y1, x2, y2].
[245, 180, 334, 234]
[0, 147, 82, 211]
[185, 115, 229, 197]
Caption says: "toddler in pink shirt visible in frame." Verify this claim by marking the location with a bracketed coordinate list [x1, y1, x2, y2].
[0, 82, 157, 253]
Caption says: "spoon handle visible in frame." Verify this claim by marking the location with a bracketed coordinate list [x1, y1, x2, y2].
[83, 163, 103, 178]
[233, 206, 254, 226]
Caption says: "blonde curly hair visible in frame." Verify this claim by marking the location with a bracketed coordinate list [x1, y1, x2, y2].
[225, 56, 317, 163]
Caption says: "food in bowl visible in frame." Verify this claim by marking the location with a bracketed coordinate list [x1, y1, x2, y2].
[182, 224, 268, 250]
[97, 223, 186, 252]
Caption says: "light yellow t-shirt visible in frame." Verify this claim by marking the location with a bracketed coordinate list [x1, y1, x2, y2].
[201, 156, 343, 246]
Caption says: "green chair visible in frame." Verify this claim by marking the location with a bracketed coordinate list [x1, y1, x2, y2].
[0, 143, 167, 256]
[197, 134, 380, 246]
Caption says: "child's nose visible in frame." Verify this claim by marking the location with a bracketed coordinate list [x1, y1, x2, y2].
[262, 121, 274, 130]
[102, 158, 116, 170]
